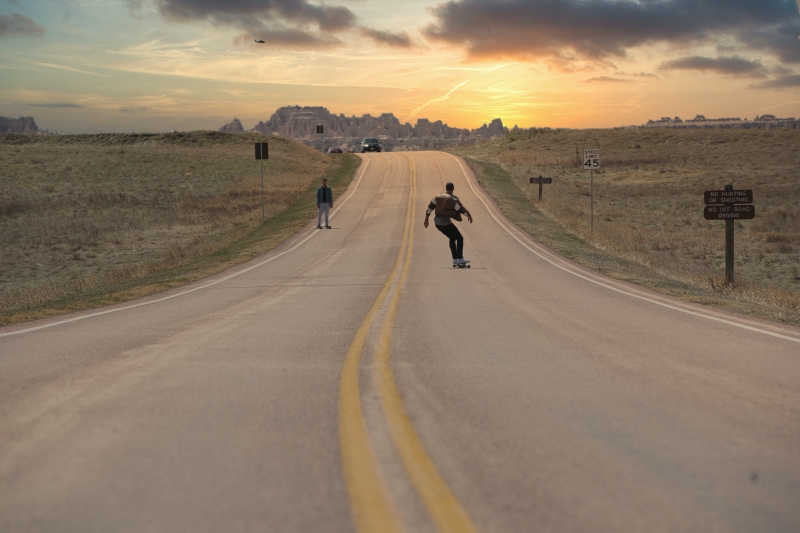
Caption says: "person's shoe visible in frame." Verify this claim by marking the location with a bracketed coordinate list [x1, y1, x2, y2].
[459, 258, 470, 264]
[317, 225, 322, 229]
[452, 258, 460, 265]
[325, 225, 331, 229]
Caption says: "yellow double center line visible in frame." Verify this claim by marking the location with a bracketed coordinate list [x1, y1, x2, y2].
[338, 155, 480, 533]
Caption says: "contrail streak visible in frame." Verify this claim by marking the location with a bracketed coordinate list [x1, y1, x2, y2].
[27, 61, 112, 78]
[408, 78, 472, 121]
[741, 101, 797, 116]
[406, 64, 511, 122]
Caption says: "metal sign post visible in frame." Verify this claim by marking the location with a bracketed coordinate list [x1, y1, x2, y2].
[255, 142, 269, 221]
[703, 185, 755, 283]
[725, 200, 734, 282]
[261, 159, 264, 221]
[530, 176, 552, 200]
[583, 149, 600, 231]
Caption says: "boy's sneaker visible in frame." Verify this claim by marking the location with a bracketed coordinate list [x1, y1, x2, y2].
[452, 258, 460, 265]
[458, 258, 470, 264]
[317, 225, 322, 229]
[325, 225, 331, 229]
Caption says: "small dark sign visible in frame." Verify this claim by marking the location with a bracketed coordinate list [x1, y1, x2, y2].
[704, 189, 753, 205]
[530, 177, 552, 184]
[704, 205, 755, 220]
[255, 142, 268, 160]
[316, 125, 324, 134]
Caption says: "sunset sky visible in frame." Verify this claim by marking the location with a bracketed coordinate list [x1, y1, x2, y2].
[2, 0, 799, 133]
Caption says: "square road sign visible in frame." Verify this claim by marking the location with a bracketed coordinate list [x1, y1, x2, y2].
[583, 148, 600, 170]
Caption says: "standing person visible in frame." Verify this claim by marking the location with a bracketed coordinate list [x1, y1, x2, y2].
[317, 178, 333, 229]
[423, 182, 473, 265]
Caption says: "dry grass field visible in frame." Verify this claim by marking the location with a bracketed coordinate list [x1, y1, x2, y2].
[451, 127, 800, 323]
[0, 132, 359, 324]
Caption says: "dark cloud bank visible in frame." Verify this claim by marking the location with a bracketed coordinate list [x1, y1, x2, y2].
[0, 13, 45, 37]
[752, 74, 800, 88]
[28, 103, 84, 108]
[425, 0, 799, 62]
[154, 0, 411, 48]
[424, 0, 800, 83]
[660, 56, 767, 77]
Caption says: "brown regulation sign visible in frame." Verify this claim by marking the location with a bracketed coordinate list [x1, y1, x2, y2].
[704, 189, 753, 205]
[254, 142, 269, 160]
[704, 204, 755, 220]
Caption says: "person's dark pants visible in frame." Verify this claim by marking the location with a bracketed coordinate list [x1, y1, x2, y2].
[435, 223, 463, 259]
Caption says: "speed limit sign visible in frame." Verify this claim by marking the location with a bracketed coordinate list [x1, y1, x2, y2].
[583, 148, 600, 170]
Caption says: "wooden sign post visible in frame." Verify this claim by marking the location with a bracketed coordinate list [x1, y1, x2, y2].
[703, 185, 755, 283]
[530, 176, 552, 200]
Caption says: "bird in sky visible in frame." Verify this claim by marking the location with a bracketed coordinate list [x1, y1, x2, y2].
[254, 39, 265, 43]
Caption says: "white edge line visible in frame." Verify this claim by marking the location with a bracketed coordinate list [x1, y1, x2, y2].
[0, 156, 373, 339]
[446, 153, 800, 345]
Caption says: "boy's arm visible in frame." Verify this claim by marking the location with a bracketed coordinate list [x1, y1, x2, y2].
[455, 200, 473, 223]
[424, 199, 436, 228]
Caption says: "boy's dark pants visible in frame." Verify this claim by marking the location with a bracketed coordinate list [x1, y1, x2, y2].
[435, 223, 463, 259]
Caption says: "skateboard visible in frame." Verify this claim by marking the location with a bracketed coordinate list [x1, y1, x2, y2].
[452, 263, 470, 268]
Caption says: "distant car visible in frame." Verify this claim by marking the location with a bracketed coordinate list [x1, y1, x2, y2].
[360, 138, 382, 153]
[327, 147, 343, 154]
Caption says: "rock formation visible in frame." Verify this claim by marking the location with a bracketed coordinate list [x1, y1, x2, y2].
[231, 106, 513, 152]
[218, 117, 245, 133]
[0, 116, 40, 134]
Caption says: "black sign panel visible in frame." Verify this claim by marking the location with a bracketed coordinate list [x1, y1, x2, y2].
[704, 204, 755, 220]
[255, 142, 268, 160]
[530, 177, 552, 184]
[704, 189, 753, 205]
[316, 125, 324, 134]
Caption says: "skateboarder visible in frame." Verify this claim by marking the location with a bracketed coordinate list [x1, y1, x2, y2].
[317, 178, 333, 229]
[423, 182, 473, 266]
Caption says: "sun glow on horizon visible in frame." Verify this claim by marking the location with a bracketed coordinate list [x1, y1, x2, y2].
[1, 0, 798, 133]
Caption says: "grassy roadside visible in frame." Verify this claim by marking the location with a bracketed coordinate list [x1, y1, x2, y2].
[0, 132, 360, 325]
[457, 155, 800, 325]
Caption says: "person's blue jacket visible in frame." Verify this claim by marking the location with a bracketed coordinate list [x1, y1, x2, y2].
[317, 186, 333, 206]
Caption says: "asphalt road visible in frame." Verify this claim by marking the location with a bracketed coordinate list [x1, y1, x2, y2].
[1, 152, 799, 533]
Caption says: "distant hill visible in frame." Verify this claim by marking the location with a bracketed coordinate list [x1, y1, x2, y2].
[644, 114, 798, 129]
[219, 106, 517, 152]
